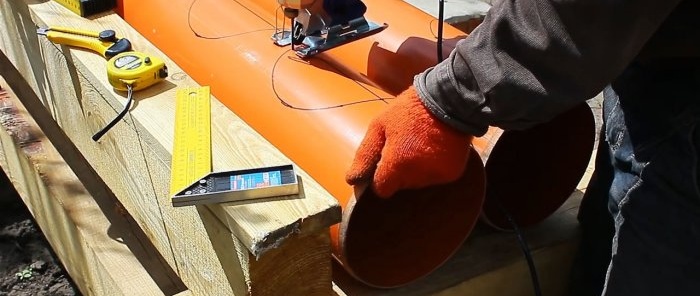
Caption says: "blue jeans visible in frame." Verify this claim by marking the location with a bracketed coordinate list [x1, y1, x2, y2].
[572, 60, 700, 295]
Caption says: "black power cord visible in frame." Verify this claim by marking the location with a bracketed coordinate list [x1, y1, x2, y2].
[437, 0, 445, 62]
[92, 83, 134, 141]
[498, 202, 544, 296]
[435, 1, 542, 293]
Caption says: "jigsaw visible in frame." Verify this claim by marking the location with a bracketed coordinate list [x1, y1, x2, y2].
[273, 0, 386, 57]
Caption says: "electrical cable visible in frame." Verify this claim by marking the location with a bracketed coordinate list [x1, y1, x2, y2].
[187, 0, 275, 39]
[436, 0, 540, 292]
[498, 202, 543, 296]
[92, 83, 134, 141]
[437, 0, 445, 62]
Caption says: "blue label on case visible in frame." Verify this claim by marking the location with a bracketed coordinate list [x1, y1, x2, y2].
[231, 171, 282, 190]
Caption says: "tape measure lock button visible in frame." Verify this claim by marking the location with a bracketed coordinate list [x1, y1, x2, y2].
[99, 30, 117, 42]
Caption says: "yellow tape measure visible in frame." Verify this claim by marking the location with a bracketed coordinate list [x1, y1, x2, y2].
[53, 0, 116, 17]
[169, 86, 212, 197]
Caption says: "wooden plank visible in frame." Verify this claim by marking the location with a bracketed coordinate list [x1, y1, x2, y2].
[429, 242, 578, 296]
[332, 195, 582, 296]
[0, 1, 339, 294]
[333, 241, 577, 296]
[0, 76, 185, 296]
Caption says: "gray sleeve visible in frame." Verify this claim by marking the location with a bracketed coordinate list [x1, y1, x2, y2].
[415, 0, 682, 136]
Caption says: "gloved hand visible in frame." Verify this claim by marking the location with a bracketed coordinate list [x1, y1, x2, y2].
[345, 86, 474, 198]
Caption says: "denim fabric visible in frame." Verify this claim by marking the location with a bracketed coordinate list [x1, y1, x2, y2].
[572, 61, 700, 295]
[569, 131, 615, 296]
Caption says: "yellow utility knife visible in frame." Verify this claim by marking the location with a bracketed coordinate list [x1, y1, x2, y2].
[37, 26, 131, 59]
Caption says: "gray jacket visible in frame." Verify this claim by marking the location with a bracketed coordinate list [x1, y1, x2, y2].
[415, 0, 697, 136]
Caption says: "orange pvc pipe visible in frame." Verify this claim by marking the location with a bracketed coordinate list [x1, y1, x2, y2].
[118, 0, 486, 288]
[478, 104, 595, 230]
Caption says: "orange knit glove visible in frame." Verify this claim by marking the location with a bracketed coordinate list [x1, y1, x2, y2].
[345, 86, 474, 198]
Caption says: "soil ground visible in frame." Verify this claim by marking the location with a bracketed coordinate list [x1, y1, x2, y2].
[0, 171, 79, 296]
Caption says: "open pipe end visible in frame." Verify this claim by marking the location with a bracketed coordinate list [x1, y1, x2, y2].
[480, 103, 596, 230]
[338, 148, 486, 288]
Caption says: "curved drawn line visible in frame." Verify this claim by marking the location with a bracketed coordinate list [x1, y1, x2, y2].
[271, 50, 393, 111]
[187, 0, 275, 39]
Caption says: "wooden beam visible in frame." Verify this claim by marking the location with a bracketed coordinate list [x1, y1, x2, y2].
[0, 0, 339, 294]
[200, 207, 333, 296]
[0, 76, 186, 296]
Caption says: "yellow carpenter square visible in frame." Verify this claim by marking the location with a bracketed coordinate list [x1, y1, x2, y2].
[169, 86, 212, 197]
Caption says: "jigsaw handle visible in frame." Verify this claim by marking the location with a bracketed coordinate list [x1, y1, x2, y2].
[278, 0, 317, 10]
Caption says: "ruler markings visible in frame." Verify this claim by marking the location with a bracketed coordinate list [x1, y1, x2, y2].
[169, 86, 212, 197]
